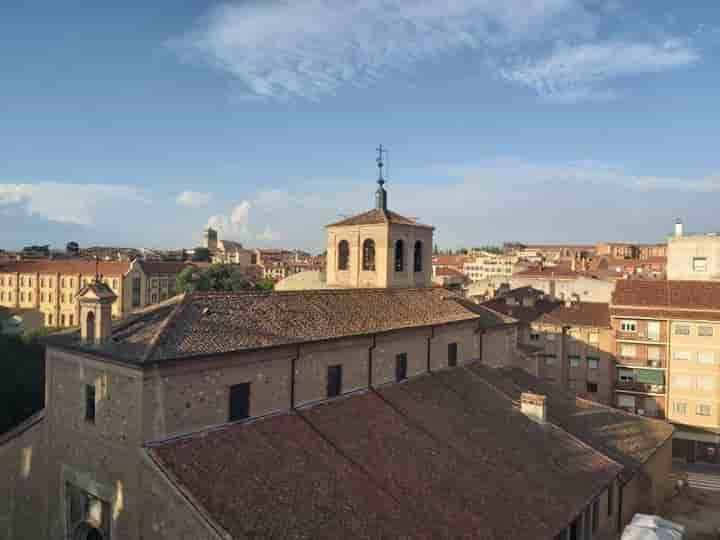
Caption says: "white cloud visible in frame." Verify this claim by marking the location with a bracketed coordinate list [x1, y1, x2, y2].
[207, 200, 252, 238]
[0, 182, 146, 225]
[176, 190, 213, 207]
[170, 0, 597, 100]
[502, 39, 699, 102]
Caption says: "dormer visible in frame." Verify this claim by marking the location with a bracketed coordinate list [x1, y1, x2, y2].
[77, 279, 117, 345]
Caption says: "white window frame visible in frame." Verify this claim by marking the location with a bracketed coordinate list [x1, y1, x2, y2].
[587, 357, 599, 370]
[693, 257, 708, 272]
[620, 344, 636, 358]
[697, 351, 715, 365]
[673, 350, 691, 362]
[672, 401, 688, 416]
[697, 403, 712, 416]
[620, 320, 637, 333]
[698, 326, 714, 337]
[674, 324, 691, 336]
[697, 376, 716, 392]
[671, 374, 692, 390]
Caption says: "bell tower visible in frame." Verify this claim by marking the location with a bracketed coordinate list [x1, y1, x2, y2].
[77, 261, 117, 345]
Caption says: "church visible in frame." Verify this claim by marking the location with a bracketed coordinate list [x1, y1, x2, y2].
[0, 152, 674, 540]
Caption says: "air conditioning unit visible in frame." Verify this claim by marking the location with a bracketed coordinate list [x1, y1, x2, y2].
[637, 409, 645, 416]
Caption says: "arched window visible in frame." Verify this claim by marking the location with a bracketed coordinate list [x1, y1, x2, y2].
[86, 311, 95, 343]
[394, 240, 405, 272]
[338, 240, 350, 270]
[362, 239, 376, 271]
[414, 241, 423, 272]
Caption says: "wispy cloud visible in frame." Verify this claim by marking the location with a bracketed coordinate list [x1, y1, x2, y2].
[170, 0, 598, 100]
[177, 190, 213, 207]
[0, 182, 146, 225]
[502, 39, 700, 102]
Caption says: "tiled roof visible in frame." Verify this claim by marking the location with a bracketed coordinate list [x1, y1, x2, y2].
[612, 280, 720, 311]
[327, 208, 433, 228]
[432, 255, 473, 266]
[149, 366, 624, 540]
[513, 265, 581, 279]
[483, 296, 610, 328]
[434, 267, 466, 278]
[0, 259, 130, 276]
[609, 307, 720, 323]
[48, 288, 481, 364]
[136, 261, 192, 275]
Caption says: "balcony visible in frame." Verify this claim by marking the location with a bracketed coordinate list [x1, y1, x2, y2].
[615, 381, 666, 394]
[615, 356, 666, 369]
[615, 331, 665, 344]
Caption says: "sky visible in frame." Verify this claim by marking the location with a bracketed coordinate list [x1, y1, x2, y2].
[1, 1, 720, 253]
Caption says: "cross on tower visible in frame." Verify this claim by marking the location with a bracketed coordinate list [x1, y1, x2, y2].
[94, 256, 101, 283]
[376, 144, 387, 183]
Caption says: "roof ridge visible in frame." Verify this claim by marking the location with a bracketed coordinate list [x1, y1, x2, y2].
[142, 294, 190, 362]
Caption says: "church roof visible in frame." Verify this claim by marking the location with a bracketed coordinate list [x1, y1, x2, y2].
[327, 208, 433, 229]
[77, 280, 117, 301]
[46, 288, 479, 364]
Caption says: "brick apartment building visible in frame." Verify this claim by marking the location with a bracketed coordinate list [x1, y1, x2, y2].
[611, 279, 720, 464]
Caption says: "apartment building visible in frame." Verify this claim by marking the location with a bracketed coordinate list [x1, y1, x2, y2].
[481, 287, 615, 405]
[511, 265, 616, 303]
[0, 259, 189, 328]
[611, 279, 720, 464]
[462, 251, 520, 284]
[667, 222, 720, 281]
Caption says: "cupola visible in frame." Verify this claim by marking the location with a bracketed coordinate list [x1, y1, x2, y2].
[77, 275, 117, 345]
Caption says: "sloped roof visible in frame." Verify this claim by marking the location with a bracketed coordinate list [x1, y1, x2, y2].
[612, 280, 720, 311]
[327, 208, 433, 228]
[136, 260, 192, 275]
[0, 259, 130, 276]
[47, 288, 481, 364]
[148, 366, 624, 540]
[483, 293, 610, 329]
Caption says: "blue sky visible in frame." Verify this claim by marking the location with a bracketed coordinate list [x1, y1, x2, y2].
[1, 1, 719, 252]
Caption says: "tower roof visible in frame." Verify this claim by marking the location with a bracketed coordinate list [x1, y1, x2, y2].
[326, 208, 433, 229]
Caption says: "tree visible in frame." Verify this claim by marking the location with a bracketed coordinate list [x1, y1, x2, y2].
[192, 247, 211, 262]
[0, 333, 45, 435]
[176, 264, 269, 293]
[478, 245, 503, 255]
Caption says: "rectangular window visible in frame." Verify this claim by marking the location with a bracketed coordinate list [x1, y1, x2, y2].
[69, 314, 74, 326]
[671, 374, 692, 390]
[697, 403, 712, 416]
[647, 346, 661, 361]
[327, 365, 343, 397]
[607, 483, 614, 517]
[395, 353, 408, 382]
[620, 344, 636, 358]
[592, 498, 599, 532]
[674, 324, 691, 336]
[697, 376, 715, 392]
[698, 351, 715, 365]
[544, 354, 557, 366]
[48, 314, 53, 326]
[448, 343, 458, 367]
[587, 357, 599, 369]
[61, 314, 65, 326]
[85, 384, 96, 423]
[569, 356, 581, 368]
[618, 368, 635, 382]
[529, 331, 540, 341]
[693, 257, 708, 272]
[620, 320, 637, 332]
[586, 382, 598, 393]
[132, 277, 141, 308]
[647, 321, 660, 341]
[588, 332, 599, 344]
[673, 350, 691, 362]
[672, 401, 688, 416]
[698, 325, 714, 337]
[229, 383, 250, 421]
[617, 394, 635, 408]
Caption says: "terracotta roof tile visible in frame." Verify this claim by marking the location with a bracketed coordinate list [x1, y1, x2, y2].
[0, 259, 130, 276]
[483, 295, 610, 328]
[612, 280, 720, 311]
[327, 208, 433, 228]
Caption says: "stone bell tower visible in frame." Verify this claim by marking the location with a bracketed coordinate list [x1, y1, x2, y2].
[77, 268, 117, 345]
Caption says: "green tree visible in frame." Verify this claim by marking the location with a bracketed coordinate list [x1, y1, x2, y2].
[0, 333, 45, 435]
[192, 247, 211, 262]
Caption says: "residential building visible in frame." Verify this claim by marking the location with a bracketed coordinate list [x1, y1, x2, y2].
[432, 266, 468, 290]
[596, 242, 667, 260]
[462, 251, 521, 284]
[481, 287, 615, 405]
[611, 279, 720, 464]
[667, 221, 720, 281]
[0, 282, 673, 539]
[0, 259, 189, 328]
[511, 264, 616, 303]
[504, 243, 596, 262]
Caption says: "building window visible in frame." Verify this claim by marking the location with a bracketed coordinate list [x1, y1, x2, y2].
[327, 365, 343, 397]
[394, 240, 405, 272]
[544, 354, 557, 366]
[61, 314, 66, 326]
[607, 483, 614, 517]
[229, 383, 251, 421]
[132, 277, 141, 308]
[620, 344, 636, 358]
[674, 324, 691, 336]
[697, 403, 712, 416]
[618, 368, 635, 383]
[673, 350, 691, 362]
[448, 343, 458, 367]
[529, 331, 540, 341]
[671, 374, 691, 390]
[413, 241, 423, 272]
[647, 347, 661, 362]
[586, 382, 598, 393]
[698, 351, 715, 365]
[569, 356, 581, 368]
[672, 401, 688, 416]
[587, 357, 599, 369]
[112, 279, 118, 289]
[588, 332, 599, 345]
[396, 353, 408, 382]
[697, 376, 715, 392]
[61, 278, 65, 288]
[28, 292, 32, 302]
[699, 325, 714, 337]
[620, 320, 637, 332]
[592, 498, 599, 532]
[47, 313, 53, 326]
[19, 277, 24, 286]
[693, 257, 708, 272]
[69, 314, 74, 326]
[85, 384, 96, 423]
[362, 239, 376, 271]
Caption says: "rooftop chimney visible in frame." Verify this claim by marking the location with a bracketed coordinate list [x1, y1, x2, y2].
[520, 392, 547, 423]
[674, 219, 683, 238]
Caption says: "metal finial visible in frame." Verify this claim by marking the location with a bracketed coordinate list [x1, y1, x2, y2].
[94, 256, 100, 283]
[376, 144, 386, 184]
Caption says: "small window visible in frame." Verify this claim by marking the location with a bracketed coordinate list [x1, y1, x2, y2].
[61, 314, 66, 326]
[413, 241, 423, 272]
[586, 382, 598, 393]
[229, 383, 250, 421]
[362, 239, 376, 271]
[618, 368, 635, 383]
[69, 314, 74, 326]
[327, 365, 343, 397]
[529, 331, 540, 341]
[674, 324, 690, 336]
[693, 257, 708, 272]
[85, 384, 96, 423]
[673, 350, 691, 362]
[671, 374, 691, 390]
[544, 354, 557, 366]
[588, 332, 599, 344]
[48, 314, 53, 326]
[620, 320, 637, 332]
[568, 356, 581, 368]
[697, 403, 712, 416]
[394, 240, 405, 272]
[587, 357, 599, 369]
[698, 351, 715, 365]
[647, 347, 661, 361]
[607, 483, 614, 517]
[395, 353, 408, 382]
[592, 498, 599, 532]
[699, 326, 714, 337]
[620, 344, 636, 358]
[697, 376, 715, 392]
[448, 343, 458, 367]
[672, 401, 688, 416]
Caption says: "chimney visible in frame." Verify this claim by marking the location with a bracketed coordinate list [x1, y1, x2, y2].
[520, 392, 547, 423]
[674, 218, 683, 238]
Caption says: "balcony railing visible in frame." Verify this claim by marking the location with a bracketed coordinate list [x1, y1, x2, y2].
[616, 357, 665, 369]
[615, 381, 666, 394]
[615, 331, 664, 343]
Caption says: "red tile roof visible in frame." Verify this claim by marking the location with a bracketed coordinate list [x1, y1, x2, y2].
[327, 208, 433, 228]
[149, 366, 627, 540]
[612, 280, 720, 311]
[137, 261, 192, 275]
[0, 259, 130, 276]
[483, 295, 610, 328]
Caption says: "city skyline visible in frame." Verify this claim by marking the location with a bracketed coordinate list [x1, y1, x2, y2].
[2, 1, 720, 251]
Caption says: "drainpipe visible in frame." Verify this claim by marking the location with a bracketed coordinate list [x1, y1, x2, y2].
[427, 326, 435, 373]
[291, 345, 299, 410]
